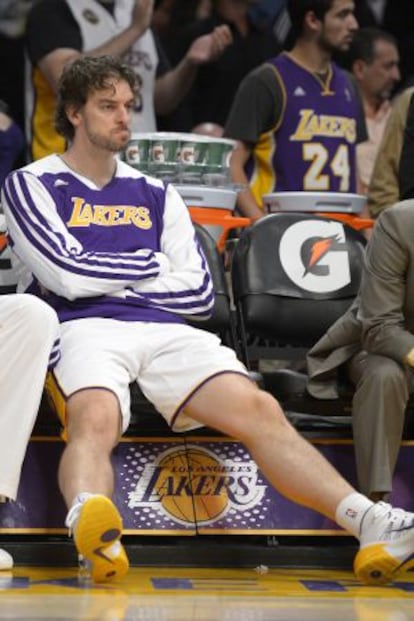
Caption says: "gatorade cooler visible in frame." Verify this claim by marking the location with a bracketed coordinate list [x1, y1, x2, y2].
[262, 192, 374, 231]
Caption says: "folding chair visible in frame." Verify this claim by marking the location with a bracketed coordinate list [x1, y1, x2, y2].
[231, 212, 367, 430]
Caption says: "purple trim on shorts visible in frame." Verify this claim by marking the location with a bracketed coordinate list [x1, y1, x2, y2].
[66, 385, 120, 402]
[48, 370, 121, 436]
[170, 370, 250, 430]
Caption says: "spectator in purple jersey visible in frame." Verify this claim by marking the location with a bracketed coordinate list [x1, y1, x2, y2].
[3, 54, 414, 586]
[224, 0, 366, 220]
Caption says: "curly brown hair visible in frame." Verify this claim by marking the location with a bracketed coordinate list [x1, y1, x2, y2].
[55, 55, 139, 141]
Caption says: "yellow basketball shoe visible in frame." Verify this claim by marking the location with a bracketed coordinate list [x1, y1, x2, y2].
[354, 501, 414, 585]
[69, 495, 129, 583]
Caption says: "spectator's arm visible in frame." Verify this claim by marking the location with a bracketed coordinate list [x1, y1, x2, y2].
[36, 0, 154, 93]
[229, 142, 263, 220]
[154, 25, 232, 115]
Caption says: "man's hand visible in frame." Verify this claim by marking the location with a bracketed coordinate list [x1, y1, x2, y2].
[131, 0, 154, 34]
[405, 348, 414, 367]
[186, 25, 233, 66]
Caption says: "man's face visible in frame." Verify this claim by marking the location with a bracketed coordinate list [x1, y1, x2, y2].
[74, 79, 135, 152]
[318, 0, 358, 54]
[359, 40, 400, 103]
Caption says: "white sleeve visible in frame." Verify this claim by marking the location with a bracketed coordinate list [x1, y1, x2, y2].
[1, 170, 169, 300]
[123, 184, 215, 318]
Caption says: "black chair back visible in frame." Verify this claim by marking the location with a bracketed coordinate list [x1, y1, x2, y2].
[190, 222, 238, 352]
[231, 212, 366, 364]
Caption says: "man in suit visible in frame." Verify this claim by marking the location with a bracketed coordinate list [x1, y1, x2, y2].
[368, 86, 414, 217]
[307, 201, 414, 500]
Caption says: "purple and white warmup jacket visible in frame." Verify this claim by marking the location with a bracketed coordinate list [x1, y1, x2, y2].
[1, 155, 214, 324]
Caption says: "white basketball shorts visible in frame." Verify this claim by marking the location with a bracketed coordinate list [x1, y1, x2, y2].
[48, 317, 248, 433]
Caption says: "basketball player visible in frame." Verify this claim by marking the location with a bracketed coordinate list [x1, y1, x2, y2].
[224, 0, 366, 219]
[0, 294, 60, 570]
[3, 54, 414, 585]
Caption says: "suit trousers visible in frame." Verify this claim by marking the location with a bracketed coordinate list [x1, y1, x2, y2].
[346, 350, 414, 496]
[0, 295, 58, 500]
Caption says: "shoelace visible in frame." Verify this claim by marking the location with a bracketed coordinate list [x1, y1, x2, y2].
[364, 502, 413, 539]
[383, 508, 413, 536]
[359, 501, 392, 537]
[64, 502, 82, 535]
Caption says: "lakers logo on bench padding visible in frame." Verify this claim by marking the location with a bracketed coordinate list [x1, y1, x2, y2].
[127, 444, 267, 526]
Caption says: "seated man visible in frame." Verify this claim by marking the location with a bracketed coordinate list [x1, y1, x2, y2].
[3, 53, 414, 586]
[367, 86, 414, 217]
[307, 201, 414, 501]
[398, 87, 414, 201]
[0, 294, 59, 569]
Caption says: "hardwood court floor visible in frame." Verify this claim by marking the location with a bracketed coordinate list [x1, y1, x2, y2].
[1, 566, 414, 620]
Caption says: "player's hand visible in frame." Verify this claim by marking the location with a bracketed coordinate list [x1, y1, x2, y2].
[131, 0, 154, 34]
[186, 25, 233, 66]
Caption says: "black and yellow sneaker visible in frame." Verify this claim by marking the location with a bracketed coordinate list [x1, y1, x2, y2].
[71, 495, 129, 583]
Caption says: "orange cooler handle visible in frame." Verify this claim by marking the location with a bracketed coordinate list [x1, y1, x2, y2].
[316, 212, 374, 231]
[188, 207, 251, 252]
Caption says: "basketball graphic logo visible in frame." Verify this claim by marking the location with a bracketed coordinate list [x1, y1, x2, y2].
[127, 443, 267, 527]
[157, 447, 230, 523]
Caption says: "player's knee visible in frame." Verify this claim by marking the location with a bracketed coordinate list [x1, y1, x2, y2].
[238, 388, 287, 441]
[362, 357, 406, 388]
[66, 394, 120, 448]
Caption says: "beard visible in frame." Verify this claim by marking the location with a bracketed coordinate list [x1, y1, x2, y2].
[318, 32, 352, 55]
[85, 125, 131, 153]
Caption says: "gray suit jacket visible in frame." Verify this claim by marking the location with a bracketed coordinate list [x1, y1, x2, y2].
[307, 200, 414, 399]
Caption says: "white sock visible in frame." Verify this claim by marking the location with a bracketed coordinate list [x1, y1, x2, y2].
[65, 492, 97, 530]
[335, 492, 374, 539]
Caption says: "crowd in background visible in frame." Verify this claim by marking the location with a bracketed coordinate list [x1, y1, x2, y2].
[1, 1, 414, 192]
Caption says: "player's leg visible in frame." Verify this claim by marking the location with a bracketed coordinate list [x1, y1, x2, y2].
[58, 388, 120, 506]
[142, 324, 353, 517]
[48, 319, 136, 583]
[185, 373, 354, 519]
[348, 351, 408, 499]
[184, 373, 414, 585]
[58, 387, 129, 583]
